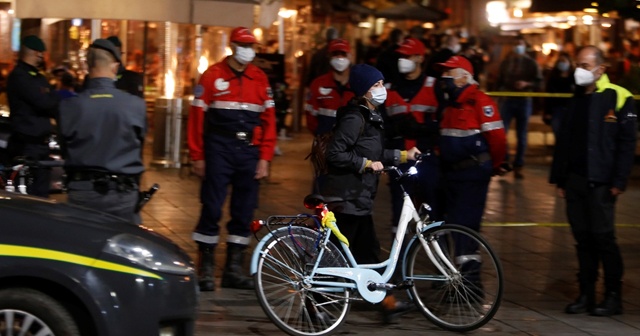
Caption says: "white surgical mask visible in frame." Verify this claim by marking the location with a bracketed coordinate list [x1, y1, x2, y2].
[574, 67, 598, 86]
[451, 44, 461, 54]
[330, 57, 350, 72]
[234, 46, 256, 65]
[398, 58, 416, 74]
[514, 45, 526, 55]
[368, 87, 387, 106]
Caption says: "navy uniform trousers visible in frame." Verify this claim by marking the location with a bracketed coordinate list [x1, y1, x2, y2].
[443, 166, 491, 264]
[194, 134, 260, 244]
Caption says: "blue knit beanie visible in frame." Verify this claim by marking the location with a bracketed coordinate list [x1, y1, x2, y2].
[349, 64, 384, 97]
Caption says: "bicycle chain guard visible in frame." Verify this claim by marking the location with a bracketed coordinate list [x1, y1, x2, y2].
[315, 267, 386, 303]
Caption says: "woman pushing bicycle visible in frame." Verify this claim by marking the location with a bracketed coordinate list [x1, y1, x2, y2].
[319, 63, 421, 323]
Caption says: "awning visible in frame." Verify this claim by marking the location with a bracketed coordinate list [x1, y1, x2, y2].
[374, 3, 447, 22]
[528, 0, 593, 13]
[15, 0, 255, 26]
[191, 0, 255, 27]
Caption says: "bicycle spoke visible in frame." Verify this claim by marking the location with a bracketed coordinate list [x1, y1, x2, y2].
[406, 225, 503, 332]
[255, 227, 351, 336]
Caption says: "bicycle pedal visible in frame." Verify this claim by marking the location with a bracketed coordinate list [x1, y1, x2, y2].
[395, 280, 414, 290]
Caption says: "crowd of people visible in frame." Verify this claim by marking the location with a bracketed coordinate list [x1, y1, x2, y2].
[2, 23, 637, 325]
[302, 26, 637, 320]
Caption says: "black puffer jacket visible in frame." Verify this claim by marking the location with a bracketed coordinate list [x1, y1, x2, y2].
[321, 99, 401, 215]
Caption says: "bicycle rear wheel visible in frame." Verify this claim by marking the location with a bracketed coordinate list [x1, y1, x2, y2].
[254, 226, 351, 336]
[404, 224, 503, 332]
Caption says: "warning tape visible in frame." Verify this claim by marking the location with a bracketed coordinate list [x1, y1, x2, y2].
[485, 91, 640, 100]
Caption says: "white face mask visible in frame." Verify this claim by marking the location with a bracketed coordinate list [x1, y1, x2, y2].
[330, 57, 350, 72]
[398, 58, 416, 74]
[234, 46, 256, 65]
[451, 44, 461, 54]
[574, 67, 598, 86]
[514, 45, 526, 55]
[368, 87, 387, 106]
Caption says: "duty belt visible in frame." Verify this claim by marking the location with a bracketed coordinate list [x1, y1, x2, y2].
[68, 171, 139, 193]
[448, 152, 491, 172]
[207, 125, 253, 142]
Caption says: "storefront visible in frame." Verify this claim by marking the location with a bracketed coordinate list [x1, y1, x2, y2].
[11, 0, 256, 98]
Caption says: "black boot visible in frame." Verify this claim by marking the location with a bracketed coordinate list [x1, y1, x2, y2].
[591, 292, 623, 316]
[197, 244, 216, 292]
[565, 280, 595, 314]
[221, 243, 254, 290]
[565, 294, 594, 314]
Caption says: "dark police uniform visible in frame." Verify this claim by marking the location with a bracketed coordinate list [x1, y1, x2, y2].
[58, 77, 146, 223]
[6, 61, 59, 197]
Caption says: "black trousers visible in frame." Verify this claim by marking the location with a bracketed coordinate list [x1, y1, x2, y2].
[565, 174, 623, 293]
[331, 212, 381, 265]
[67, 181, 139, 224]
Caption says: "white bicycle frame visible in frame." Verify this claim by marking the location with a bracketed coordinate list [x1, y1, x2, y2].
[250, 189, 462, 304]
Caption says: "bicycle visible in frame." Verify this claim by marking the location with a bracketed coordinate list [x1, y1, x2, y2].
[249, 156, 504, 336]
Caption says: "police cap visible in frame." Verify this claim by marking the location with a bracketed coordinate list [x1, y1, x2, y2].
[106, 36, 122, 48]
[90, 39, 122, 63]
[22, 35, 46, 52]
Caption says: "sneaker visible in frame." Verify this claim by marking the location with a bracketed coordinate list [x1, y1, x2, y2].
[274, 146, 283, 156]
[278, 129, 293, 140]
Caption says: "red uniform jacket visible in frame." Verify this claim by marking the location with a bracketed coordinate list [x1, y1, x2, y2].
[188, 57, 276, 162]
[305, 72, 354, 135]
[385, 76, 439, 149]
[439, 85, 506, 169]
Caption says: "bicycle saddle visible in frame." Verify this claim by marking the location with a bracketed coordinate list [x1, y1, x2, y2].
[303, 194, 344, 209]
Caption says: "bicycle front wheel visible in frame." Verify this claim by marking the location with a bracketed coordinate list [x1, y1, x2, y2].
[404, 224, 503, 332]
[254, 226, 351, 336]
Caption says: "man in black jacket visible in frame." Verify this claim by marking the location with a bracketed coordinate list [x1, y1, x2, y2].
[6, 35, 59, 197]
[550, 45, 637, 317]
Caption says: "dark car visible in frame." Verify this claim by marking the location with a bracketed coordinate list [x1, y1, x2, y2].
[0, 191, 198, 336]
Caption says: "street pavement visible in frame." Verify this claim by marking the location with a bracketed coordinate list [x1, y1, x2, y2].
[134, 125, 640, 336]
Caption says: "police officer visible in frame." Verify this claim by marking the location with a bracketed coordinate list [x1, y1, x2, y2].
[384, 37, 442, 232]
[187, 27, 276, 291]
[58, 39, 146, 223]
[437, 56, 508, 288]
[305, 39, 355, 191]
[106, 36, 144, 98]
[6, 35, 59, 197]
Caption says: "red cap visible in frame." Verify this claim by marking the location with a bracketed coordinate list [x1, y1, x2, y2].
[396, 38, 426, 56]
[437, 55, 474, 75]
[328, 39, 351, 54]
[230, 27, 257, 44]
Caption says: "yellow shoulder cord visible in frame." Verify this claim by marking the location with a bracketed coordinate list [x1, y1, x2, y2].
[321, 210, 349, 247]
